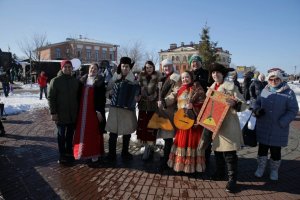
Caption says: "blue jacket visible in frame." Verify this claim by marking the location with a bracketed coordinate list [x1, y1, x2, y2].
[254, 82, 299, 147]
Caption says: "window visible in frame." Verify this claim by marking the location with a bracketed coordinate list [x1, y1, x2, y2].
[86, 49, 91, 61]
[102, 48, 107, 59]
[183, 56, 187, 62]
[172, 56, 175, 61]
[77, 48, 82, 58]
[109, 48, 114, 61]
[55, 48, 61, 59]
[95, 50, 99, 61]
[176, 56, 180, 61]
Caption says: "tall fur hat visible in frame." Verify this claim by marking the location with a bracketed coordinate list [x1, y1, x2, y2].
[117, 57, 135, 74]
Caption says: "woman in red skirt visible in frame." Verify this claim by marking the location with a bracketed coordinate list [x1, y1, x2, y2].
[73, 63, 106, 164]
[136, 61, 160, 160]
[168, 71, 206, 173]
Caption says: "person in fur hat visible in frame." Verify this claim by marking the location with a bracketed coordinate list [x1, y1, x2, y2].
[199, 63, 246, 193]
[48, 60, 80, 164]
[253, 69, 298, 181]
[156, 58, 181, 170]
[105, 57, 140, 161]
[136, 61, 161, 161]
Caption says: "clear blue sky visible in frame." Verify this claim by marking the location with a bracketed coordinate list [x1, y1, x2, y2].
[1, 0, 299, 74]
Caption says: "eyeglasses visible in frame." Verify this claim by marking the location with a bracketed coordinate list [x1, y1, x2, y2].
[268, 78, 280, 82]
[64, 65, 73, 69]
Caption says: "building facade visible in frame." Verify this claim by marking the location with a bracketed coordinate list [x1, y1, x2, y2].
[37, 36, 119, 64]
[159, 42, 231, 73]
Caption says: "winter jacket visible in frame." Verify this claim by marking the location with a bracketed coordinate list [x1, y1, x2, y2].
[37, 73, 48, 88]
[138, 71, 161, 112]
[48, 71, 80, 124]
[156, 72, 181, 139]
[243, 76, 252, 101]
[105, 71, 140, 135]
[192, 67, 211, 92]
[210, 80, 246, 152]
[79, 74, 106, 132]
[254, 82, 299, 147]
[249, 80, 267, 100]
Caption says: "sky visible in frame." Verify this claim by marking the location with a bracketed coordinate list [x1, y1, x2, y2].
[0, 0, 300, 75]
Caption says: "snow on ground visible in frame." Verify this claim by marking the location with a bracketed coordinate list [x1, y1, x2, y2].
[1, 82, 300, 145]
[1, 83, 48, 115]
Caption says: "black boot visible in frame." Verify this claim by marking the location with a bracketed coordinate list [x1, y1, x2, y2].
[211, 151, 226, 180]
[225, 151, 238, 193]
[160, 138, 173, 170]
[121, 134, 133, 160]
[106, 133, 117, 161]
[0, 129, 5, 137]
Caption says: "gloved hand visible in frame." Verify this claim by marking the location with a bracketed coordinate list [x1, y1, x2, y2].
[254, 108, 265, 117]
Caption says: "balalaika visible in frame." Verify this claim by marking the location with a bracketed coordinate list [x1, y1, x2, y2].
[110, 80, 141, 110]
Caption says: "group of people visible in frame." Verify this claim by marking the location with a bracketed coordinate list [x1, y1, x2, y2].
[47, 55, 299, 193]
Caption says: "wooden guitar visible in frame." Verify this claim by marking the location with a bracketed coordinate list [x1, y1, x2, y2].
[173, 87, 196, 130]
[147, 81, 174, 131]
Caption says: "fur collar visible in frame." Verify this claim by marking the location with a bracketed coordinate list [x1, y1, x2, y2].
[112, 70, 136, 83]
[211, 80, 235, 94]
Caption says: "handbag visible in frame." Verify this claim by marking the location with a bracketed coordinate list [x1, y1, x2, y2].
[242, 112, 257, 147]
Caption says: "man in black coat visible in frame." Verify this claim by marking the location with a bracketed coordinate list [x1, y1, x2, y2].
[189, 54, 213, 167]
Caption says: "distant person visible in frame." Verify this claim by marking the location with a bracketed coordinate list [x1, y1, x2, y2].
[73, 63, 106, 165]
[231, 71, 243, 94]
[1, 73, 10, 97]
[37, 71, 48, 100]
[243, 71, 254, 104]
[249, 73, 267, 108]
[48, 60, 80, 165]
[253, 70, 298, 181]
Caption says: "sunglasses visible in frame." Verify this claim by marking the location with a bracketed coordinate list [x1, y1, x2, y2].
[268, 78, 280, 82]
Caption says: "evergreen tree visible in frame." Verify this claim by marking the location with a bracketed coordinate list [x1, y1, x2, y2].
[198, 25, 218, 71]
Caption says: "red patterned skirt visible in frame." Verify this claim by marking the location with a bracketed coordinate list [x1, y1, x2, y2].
[167, 125, 205, 173]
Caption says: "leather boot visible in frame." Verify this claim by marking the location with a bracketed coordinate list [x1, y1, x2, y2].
[225, 151, 238, 193]
[160, 138, 173, 170]
[211, 151, 226, 180]
[106, 133, 117, 161]
[121, 134, 133, 160]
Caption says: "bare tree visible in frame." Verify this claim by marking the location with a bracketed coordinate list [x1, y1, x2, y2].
[144, 49, 159, 67]
[118, 40, 145, 71]
[18, 33, 48, 61]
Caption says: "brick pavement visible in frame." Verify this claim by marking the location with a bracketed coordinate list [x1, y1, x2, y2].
[0, 108, 300, 200]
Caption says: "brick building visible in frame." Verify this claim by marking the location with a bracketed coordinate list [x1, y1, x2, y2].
[37, 36, 119, 64]
[159, 42, 231, 73]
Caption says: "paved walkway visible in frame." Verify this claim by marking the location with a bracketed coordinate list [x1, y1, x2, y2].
[0, 108, 300, 200]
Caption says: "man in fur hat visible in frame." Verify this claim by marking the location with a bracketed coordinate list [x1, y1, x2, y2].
[105, 57, 140, 161]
